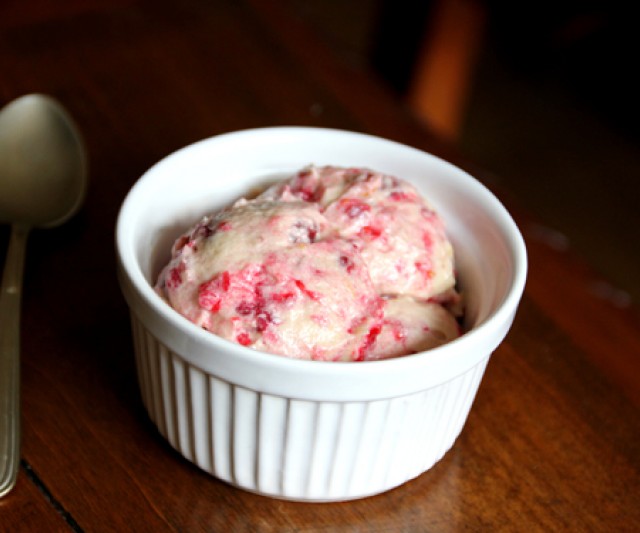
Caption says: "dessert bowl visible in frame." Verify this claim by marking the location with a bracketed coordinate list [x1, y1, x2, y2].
[116, 127, 527, 501]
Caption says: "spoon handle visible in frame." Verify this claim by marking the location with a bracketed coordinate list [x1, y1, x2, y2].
[0, 224, 29, 497]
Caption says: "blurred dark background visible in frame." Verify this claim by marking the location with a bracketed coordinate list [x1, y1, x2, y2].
[285, 0, 640, 308]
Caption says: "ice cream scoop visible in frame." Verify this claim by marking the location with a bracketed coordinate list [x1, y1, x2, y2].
[157, 165, 461, 361]
[0, 94, 87, 497]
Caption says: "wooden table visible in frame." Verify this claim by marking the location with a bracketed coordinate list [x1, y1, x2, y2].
[1, 1, 639, 530]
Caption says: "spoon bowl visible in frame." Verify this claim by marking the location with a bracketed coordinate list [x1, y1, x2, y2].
[0, 94, 87, 497]
[0, 94, 87, 227]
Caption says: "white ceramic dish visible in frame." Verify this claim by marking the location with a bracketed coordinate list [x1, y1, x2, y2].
[116, 127, 527, 501]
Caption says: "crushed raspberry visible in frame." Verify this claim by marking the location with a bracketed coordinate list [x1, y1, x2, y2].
[236, 332, 252, 346]
[339, 254, 355, 273]
[217, 221, 232, 232]
[271, 291, 296, 302]
[359, 225, 382, 239]
[295, 279, 319, 300]
[236, 301, 255, 315]
[290, 220, 318, 243]
[306, 227, 317, 242]
[388, 191, 414, 202]
[198, 270, 232, 312]
[295, 188, 316, 202]
[422, 232, 434, 249]
[290, 172, 322, 202]
[255, 309, 273, 332]
[227, 280, 277, 332]
[338, 198, 370, 218]
[199, 287, 222, 312]
[355, 324, 382, 361]
[166, 263, 185, 289]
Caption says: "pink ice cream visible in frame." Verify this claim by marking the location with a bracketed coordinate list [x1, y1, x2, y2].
[155, 166, 461, 361]
[371, 297, 461, 360]
[260, 166, 456, 299]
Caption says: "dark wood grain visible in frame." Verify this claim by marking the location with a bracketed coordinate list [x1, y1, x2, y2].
[1, 0, 638, 531]
[0, 466, 71, 530]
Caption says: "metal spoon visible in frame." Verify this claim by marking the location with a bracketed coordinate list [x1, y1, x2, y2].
[0, 94, 88, 497]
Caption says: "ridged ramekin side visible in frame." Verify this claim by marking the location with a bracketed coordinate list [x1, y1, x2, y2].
[130, 314, 488, 501]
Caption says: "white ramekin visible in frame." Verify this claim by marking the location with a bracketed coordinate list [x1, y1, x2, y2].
[116, 127, 527, 501]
